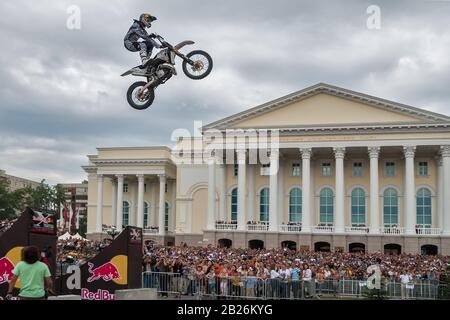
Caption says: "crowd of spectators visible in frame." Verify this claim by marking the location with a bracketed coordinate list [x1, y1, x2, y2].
[142, 245, 448, 285]
[56, 238, 109, 273]
[0, 218, 18, 234]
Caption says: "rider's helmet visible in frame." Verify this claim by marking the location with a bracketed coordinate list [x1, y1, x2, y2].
[140, 13, 157, 28]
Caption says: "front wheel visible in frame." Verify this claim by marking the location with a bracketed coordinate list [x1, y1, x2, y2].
[126, 81, 155, 110]
[182, 50, 213, 80]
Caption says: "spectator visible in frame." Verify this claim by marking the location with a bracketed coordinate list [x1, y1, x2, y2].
[7, 246, 53, 300]
[400, 270, 412, 300]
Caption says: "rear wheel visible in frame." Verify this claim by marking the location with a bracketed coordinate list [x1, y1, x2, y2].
[182, 50, 213, 80]
[126, 81, 155, 110]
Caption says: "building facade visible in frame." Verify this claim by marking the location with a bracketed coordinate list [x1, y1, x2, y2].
[58, 182, 89, 218]
[0, 169, 40, 192]
[83, 83, 450, 254]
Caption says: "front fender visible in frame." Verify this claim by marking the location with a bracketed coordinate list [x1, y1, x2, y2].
[174, 40, 195, 51]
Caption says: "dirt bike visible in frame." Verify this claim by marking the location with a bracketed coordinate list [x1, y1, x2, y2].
[121, 34, 213, 110]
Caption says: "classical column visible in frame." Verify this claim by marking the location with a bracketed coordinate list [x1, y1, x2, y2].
[111, 178, 117, 228]
[151, 181, 157, 227]
[158, 174, 166, 235]
[137, 174, 144, 228]
[237, 149, 247, 230]
[247, 164, 256, 222]
[207, 156, 216, 230]
[116, 175, 124, 230]
[368, 147, 380, 234]
[334, 147, 346, 233]
[218, 163, 227, 221]
[436, 156, 443, 232]
[269, 151, 279, 231]
[403, 146, 416, 235]
[278, 160, 285, 224]
[96, 174, 104, 233]
[301, 148, 312, 232]
[171, 181, 176, 232]
[441, 146, 450, 235]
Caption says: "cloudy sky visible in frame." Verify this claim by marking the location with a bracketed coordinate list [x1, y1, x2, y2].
[1, 0, 449, 184]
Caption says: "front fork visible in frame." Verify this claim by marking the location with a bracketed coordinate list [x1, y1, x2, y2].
[138, 73, 172, 98]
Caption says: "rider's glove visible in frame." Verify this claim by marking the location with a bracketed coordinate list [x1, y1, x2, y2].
[149, 33, 157, 38]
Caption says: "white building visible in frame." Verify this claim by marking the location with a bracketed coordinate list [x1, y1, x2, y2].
[83, 83, 450, 254]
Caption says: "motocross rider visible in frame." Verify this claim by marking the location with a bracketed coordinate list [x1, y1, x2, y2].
[124, 13, 161, 66]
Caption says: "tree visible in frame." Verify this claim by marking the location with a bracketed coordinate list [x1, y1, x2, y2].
[0, 176, 25, 220]
[78, 214, 87, 238]
[22, 180, 64, 211]
[54, 184, 66, 219]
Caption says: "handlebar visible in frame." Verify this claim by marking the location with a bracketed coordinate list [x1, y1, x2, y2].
[151, 34, 171, 49]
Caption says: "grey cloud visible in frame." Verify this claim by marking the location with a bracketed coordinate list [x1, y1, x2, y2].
[0, 0, 449, 184]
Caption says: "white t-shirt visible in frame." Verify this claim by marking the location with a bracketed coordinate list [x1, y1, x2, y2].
[303, 269, 312, 281]
[400, 274, 411, 284]
[270, 270, 280, 279]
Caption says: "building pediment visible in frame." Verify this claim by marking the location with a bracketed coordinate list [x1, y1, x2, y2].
[203, 83, 450, 131]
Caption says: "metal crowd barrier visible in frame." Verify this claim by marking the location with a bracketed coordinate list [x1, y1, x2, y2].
[141, 272, 447, 300]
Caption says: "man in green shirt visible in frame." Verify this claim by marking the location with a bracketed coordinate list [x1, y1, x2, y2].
[6, 246, 53, 300]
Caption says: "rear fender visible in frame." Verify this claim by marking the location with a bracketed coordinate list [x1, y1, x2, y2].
[121, 68, 135, 77]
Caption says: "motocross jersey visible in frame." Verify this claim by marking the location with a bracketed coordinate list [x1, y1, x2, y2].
[124, 20, 152, 43]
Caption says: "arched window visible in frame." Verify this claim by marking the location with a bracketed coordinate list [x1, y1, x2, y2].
[351, 188, 366, 227]
[289, 188, 302, 223]
[319, 188, 334, 226]
[383, 188, 398, 226]
[123, 201, 129, 226]
[231, 188, 238, 222]
[165, 202, 169, 231]
[417, 188, 432, 227]
[260, 188, 270, 222]
[144, 202, 149, 227]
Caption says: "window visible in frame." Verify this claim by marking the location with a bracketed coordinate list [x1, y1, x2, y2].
[165, 183, 168, 193]
[123, 183, 128, 193]
[144, 184, 147, 193]
[418, 162, 428, 176]
[165, 202, 169, 231]
[385, 162, 395, 177]
[123, 201, 129, 226]
[292, 162, 301, 177]
[231, 188, 238, 221]
[321, 162, 331, 177]
[289, 188, 302, 223]
[353, 162, 363, 177]
[383, 188, 398, 226]
[351, 188, 366, 226]
[261, 164, 270, 176]
[144, 202, 149, 227]
[260, 188, 270, 222]
[319, 188, 334, 226]
[416, 188, 432, 227]
[233, 164, 239, 176]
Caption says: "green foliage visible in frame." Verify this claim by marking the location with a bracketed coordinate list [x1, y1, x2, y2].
[0, 178, 65, 219]
[54, 184, 66, 218]
[0, 177, 26, 219]
[78, 215, 87, 238]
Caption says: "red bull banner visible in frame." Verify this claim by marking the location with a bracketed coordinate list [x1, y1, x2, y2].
[0, 208, 57, 300]
[55, 226, 142, 300]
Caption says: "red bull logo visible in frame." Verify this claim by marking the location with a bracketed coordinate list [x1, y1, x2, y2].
[81, 288, 115, 300]
[0, 257, 15, 285]
[87, 262, 121, 283]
